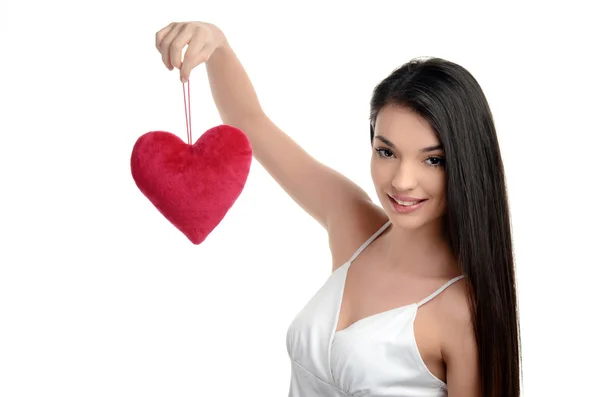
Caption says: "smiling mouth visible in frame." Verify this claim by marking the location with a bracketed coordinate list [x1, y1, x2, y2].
[388, 195, 426, 206]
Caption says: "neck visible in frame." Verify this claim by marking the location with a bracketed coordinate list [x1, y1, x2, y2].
[380, 219, 458, 277]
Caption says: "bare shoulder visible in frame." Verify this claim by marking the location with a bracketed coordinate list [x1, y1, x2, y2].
[326, 198, 388, 271]
[438, 277, 473, 325]
[438, 278, 482, 396]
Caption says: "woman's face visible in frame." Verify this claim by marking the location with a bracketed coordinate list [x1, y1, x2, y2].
[370, 105, 447, 231]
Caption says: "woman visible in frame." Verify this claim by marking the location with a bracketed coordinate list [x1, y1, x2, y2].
[155, 21, 521, 397]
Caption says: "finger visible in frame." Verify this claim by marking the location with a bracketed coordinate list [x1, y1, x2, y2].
[179, 28, 209, 80]
[181, 39, 213, 83]
[169, 23, 200, 71]
[155, 23, 177, 69]
[159, 23, 185, 69]
[155, 22, 176, 51]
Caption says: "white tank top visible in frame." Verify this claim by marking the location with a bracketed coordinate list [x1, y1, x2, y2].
[286, 220, 465, 397]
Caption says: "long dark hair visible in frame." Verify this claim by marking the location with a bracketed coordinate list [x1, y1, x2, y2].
[369, 57, 521, 397]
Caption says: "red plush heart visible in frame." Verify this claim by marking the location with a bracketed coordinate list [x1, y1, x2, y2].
[131, 125, 252, 244]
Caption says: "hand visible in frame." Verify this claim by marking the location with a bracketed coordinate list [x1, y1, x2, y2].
[155, 21, 225, 83]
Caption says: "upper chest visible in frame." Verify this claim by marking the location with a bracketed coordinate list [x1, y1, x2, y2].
[336, 255, 447, 333]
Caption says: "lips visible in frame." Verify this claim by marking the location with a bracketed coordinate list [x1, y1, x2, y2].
[387, 194, 428, 214]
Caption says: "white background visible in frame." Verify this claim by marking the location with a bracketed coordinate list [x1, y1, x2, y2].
[1, 1, 598, 396]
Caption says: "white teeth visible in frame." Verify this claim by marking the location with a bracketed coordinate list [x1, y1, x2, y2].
[392, 197, 420, 206]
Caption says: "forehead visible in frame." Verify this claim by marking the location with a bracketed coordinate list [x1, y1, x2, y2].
[374, 105, 440, 148]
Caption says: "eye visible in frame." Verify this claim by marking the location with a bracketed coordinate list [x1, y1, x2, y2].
[375, 147, 395, 159]
[425, 156, 445, 167]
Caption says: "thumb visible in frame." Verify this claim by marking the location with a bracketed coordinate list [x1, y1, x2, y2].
[180, 45, 213, 83]
[180, 45, 190, 82]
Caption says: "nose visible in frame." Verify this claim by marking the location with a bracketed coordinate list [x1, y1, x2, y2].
[391, 161, 418, 192]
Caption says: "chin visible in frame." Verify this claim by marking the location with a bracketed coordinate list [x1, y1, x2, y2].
[387, 212, 430, 230]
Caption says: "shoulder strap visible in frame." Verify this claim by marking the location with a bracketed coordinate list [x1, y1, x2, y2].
[417, 275, 466, 307]
[348, 220, 392, 263]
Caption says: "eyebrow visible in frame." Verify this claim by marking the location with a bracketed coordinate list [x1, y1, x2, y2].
[374, 135, 443, 153]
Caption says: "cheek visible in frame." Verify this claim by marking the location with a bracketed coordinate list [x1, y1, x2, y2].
[424, 173, 446, 200]
[435, 175, 446, 197]
[370, 158, 383, 184]
[430, 174, 447, 213]
[370, 162, 391, 189]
